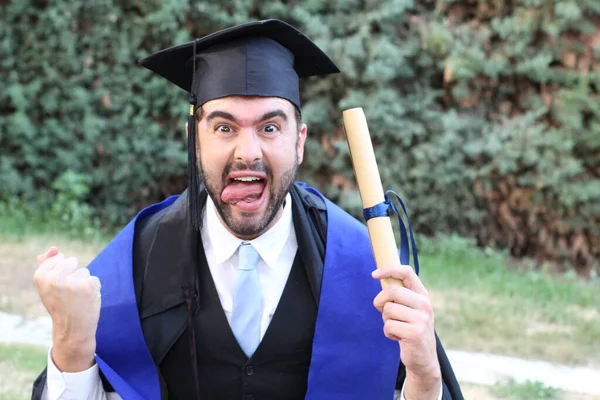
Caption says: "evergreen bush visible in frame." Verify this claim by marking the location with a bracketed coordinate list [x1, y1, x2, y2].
[1, 0, 598, 274]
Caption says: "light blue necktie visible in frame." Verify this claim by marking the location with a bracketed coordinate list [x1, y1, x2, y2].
[231, 243, 262, 358]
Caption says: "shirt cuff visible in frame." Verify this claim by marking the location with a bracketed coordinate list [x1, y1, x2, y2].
[45, 347, 103, 400]
[398, 378, 443, 400]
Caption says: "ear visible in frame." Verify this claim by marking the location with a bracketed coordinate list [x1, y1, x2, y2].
[185, 122, 189, 138]
[296, 123, 308, 165]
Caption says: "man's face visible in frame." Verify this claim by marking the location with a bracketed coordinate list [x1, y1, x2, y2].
[195, 96, 307, 239]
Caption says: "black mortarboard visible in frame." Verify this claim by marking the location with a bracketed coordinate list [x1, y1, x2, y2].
[137, 19, 340, 229]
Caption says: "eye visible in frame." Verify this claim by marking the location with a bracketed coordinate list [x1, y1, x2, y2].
[215, 125, 232, 134]
[262, 124, 280, 134]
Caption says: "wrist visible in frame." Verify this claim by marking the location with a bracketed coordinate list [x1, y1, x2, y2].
[404, 364, 442, 400]
[52, 333, 96, 372]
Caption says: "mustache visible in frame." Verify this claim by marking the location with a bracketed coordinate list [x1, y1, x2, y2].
[222, 161, 273, 183]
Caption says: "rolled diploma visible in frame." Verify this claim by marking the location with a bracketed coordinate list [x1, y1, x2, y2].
[342, 108, 403, 289]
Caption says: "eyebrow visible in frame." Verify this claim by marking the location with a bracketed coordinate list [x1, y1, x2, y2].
[259, 110, 288, 122]
[205, 109, 288, 125]
[206, 110, 238, 124]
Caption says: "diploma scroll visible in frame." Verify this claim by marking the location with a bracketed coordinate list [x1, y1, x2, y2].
[342, 108, 404, 289]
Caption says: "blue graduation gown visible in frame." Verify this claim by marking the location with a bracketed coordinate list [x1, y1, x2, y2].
[87, 184, 399, 399]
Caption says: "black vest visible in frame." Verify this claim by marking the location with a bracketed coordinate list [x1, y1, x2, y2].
[159, 241, 318, 400]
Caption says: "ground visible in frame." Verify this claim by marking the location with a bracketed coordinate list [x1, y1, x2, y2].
[1, 234, 599, 399]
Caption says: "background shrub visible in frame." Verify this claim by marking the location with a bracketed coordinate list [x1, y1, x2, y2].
[1, 0, 598, 275]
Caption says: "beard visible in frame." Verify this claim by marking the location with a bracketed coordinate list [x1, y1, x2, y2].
[198, 157, 298, 238]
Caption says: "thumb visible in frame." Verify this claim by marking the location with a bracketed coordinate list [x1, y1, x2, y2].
[36, 246, 60, 267]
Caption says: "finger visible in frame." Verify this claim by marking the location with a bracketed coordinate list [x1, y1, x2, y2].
[372, 265, 428, 297]
[383, 319, 426, 342]
[36, 247, 59, 267]
[56, 257, 81, 279]
[382, 302, 420, 324]
[373, 290, 385, 313]
[87, 276, 102, 291]
[86, 276, 102, 300]
[383, 319, 404, 341]
[38, 252, 65, 271]
[69, 267, 91, 280]
[375, 284, 429, 311]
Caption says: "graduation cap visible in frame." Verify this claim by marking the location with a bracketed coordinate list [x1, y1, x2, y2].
[137, 19, 340, 230]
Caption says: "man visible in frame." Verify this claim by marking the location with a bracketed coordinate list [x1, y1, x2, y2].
[31, 19, 463, 400]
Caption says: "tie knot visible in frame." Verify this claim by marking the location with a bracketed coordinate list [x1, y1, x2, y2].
[238, 243, 260, 271]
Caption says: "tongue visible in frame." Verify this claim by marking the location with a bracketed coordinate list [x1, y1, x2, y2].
[221, 181, 266, 204]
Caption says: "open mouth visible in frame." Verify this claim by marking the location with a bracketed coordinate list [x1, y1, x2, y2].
[221, 173, 268, 212]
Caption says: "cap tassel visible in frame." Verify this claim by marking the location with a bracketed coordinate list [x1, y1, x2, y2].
[188, 39, 202, 230]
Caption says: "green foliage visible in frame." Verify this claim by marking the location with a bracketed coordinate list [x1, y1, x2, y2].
[492, 378, 558, 400]
[419, 0, 600, 274]
[0, 171, 102, 240]
[1, 0, 598, 273]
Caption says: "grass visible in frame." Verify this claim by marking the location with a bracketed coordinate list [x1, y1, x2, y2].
[418, 235, 600, 367]
[492, 379, 559, 400]
[0, 344, 47, 400]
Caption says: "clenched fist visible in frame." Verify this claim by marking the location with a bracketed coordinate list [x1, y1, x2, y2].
[34, 246, 101, 372]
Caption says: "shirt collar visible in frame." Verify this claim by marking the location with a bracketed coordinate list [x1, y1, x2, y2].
[203, 193, 294, 268]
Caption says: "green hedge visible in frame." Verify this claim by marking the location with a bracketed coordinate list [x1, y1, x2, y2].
[1, 0, 598, 275]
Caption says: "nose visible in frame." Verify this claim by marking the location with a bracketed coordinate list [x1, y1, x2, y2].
[234, 129, 262, 164]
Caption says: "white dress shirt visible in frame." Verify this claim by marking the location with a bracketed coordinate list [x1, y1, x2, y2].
[41, 193, 435, 400]
[203, 193, 297, 339]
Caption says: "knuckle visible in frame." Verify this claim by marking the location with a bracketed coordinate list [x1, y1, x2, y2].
[420, 312, 431, 326]
[383, 320, 398, 339]
[373, 292, 386, 307]
[384, 319, 393, 331]
[79, 268, 91, 278]
[64, 257, 79, 268]
[53, 261, 65, 272]
[415, 323, 427, 337]
[383, 323, 391, 338]
[400, 265, 413, 275]
[384, 287, 396, 299]
[33, 268, 44, 283]
[373, 297, 380, 310]
[47, 273, 60, 290]
[88, 276, 102, 291]
[421, 298, 433, 314]
[65, 278, 79, 292]
[84, 278, 100, 294]
[382, 302, 394, 317]
[389, 287, 404, 302]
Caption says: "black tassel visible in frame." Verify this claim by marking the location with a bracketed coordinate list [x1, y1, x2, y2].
[187, 103, 201, 230]
[182, 284, 201, 400]
[188, 38, 202, 230]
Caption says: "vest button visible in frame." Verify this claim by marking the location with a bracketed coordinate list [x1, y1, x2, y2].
[245, 365, 255, 376]
[244, 395, 254, 400]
